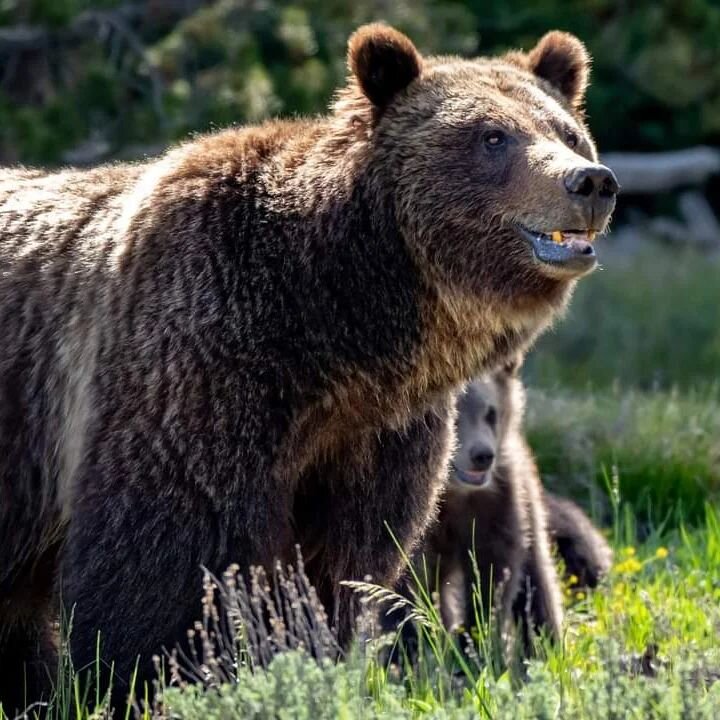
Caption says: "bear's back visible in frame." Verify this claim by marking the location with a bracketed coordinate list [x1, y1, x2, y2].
[0, 126, 308, 554]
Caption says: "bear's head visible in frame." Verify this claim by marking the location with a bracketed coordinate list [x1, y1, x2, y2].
[451, 359, 521, 491]
[344, 24, 617, 306]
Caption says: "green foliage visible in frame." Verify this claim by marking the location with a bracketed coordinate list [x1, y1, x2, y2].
[466, 0, 720, 151]
[0, 0, 120, 28]
[163, 651, 414, 720]
[164, 510, 720, 719]
[2, 0, 719, 164]
[162, 650, 720, 719]
[485, 655, 720, 720]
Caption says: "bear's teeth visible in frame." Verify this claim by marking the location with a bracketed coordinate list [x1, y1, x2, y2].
[551, 230, 597, 244]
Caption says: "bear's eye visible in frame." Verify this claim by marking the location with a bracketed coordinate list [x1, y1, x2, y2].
[484, 130, 506, 149]
[566, 131, 579, 149]
[485, 407, 497, 427]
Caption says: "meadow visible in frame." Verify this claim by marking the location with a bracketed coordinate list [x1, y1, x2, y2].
[5, 244, 718, 719]
[163, 511, 720, 719]
[2, 1, 719, 716]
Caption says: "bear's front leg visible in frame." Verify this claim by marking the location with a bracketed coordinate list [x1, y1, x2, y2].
[60, 434, 293, 711]
[309, 397, 455, 646]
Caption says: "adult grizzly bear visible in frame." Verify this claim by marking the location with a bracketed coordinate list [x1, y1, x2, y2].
[0, 22, 616, 711]
[418, 366, 612, 655]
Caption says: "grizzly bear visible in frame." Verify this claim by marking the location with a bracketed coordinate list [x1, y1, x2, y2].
[414, 365, 612, 655]
[0, 22, 616, 712]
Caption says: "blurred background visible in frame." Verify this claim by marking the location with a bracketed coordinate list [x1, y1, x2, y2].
[1, 0, 718, 524]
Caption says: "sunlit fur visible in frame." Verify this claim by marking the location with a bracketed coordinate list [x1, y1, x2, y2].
[0, 23, 606, 710]
[418, 366, 611, 656]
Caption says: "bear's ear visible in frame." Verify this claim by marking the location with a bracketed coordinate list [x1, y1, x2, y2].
[526, 31, 590, 110]
[348, 23, 423, 108]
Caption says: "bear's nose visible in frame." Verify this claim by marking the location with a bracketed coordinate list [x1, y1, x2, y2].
[563, 164, 618, 228]
[564, 165, 619, 200]
[469, 446, 495, 472]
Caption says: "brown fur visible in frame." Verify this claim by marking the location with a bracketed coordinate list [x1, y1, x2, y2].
[418, 366, 563, 653]
[544, 492, 613, 589]
[0, 24, 614, 712]
[348, 24, 423, 108]
[416, 367, 611, 655]
[524, 32, 590, 112]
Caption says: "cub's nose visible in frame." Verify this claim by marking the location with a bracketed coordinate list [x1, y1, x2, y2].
[469, 446, 495, 472]
[564, 164, 619, 225]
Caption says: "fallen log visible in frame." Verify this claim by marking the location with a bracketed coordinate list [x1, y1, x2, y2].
[647, 191, 720, 249]
[602, 147, 720, 194]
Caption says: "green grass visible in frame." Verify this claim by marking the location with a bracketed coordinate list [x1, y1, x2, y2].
[523, 244, 720, 525]
[7, 501, 720, 719]
[160, 506, 720, 719]
[525, 385, 720, 526]
[526, 247, 720, 392]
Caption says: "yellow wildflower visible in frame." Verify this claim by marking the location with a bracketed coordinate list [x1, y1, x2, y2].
[655, 547, 669, 559]
[575, 591, 586, 601]
[622, 546, 636, 557]
[615, 557, 642, 574]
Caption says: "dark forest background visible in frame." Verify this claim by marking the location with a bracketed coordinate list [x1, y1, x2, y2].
[1, 0, 719, 165]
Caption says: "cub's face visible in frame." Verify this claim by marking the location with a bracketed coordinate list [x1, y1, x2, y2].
[451, 377, 501, 491]
[451, 365, 521, 494]
[346, 25, 618, 303]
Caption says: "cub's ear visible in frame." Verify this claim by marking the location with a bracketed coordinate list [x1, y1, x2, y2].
[348, 23, 423, 108]
[527, 31, 590, 110]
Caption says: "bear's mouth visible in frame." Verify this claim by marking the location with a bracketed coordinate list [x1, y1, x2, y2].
[452, 464, 491, 487]
[515, 225, 598, 274]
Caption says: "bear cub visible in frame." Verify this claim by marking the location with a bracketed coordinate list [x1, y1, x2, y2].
[419, 362, 612, 652]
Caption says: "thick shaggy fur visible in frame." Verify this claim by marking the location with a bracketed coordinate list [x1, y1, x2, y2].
[418, 368, 612, 652]
[0, 24, 613, 711]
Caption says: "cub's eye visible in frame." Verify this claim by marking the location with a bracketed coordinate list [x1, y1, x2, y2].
[485, 407, 497, 427]
[566, 131, 579, 149]
[484, 130, 506, 148]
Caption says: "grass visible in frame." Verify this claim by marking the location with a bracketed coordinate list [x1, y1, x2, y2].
[522, 244, 720, 526]
[7, 501, 720, 719]
[525, 246, 720, 392]
[524, 385, 720, 527]
[163, 505, 720, 719]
